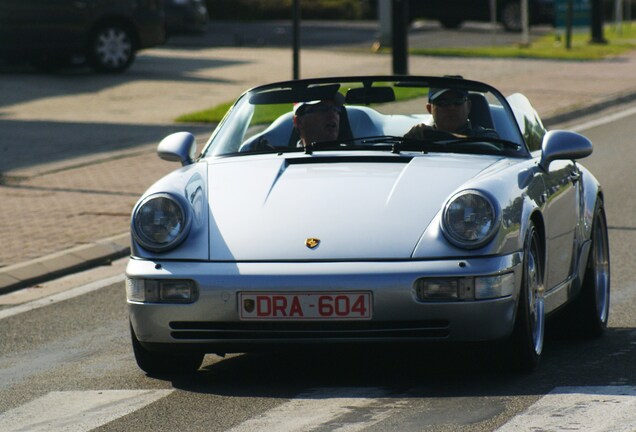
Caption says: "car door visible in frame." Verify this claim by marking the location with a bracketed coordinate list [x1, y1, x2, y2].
[0, 0, 91, 52]
[540, 159, 579, 290]
[507, 93, 578, 291]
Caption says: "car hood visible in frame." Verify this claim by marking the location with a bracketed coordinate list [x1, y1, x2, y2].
[207, 154, 500, 260]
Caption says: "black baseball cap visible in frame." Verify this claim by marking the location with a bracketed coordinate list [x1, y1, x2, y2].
[293, 93, 345, 116]
[428, 88, 469, 102]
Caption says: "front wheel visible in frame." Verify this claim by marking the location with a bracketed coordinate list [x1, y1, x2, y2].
[130, 324, 204, 376]
[87, 22, 136, 73]
[508, 221, 545, 371]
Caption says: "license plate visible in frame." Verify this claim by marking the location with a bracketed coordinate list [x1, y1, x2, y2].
[238, 292, 372, 320]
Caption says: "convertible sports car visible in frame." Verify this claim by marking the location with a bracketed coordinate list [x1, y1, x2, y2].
[126, 75, 610, 375]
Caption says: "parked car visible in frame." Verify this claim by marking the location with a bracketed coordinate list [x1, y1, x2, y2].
[164, 0, 208, 35]
[408, 0, 555, 32]
[0, 0, 166, 73]
[126, 75, 610, 375]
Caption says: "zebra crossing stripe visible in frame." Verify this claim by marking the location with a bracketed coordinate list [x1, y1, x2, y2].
[0, 389, 173, 432]
[2, 386, 635, 431]
[496, 386, 636, 432]
[226, 387, 403, 432]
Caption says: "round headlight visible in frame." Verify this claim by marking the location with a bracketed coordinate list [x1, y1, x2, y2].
[441, 190, 499, 249]
[132, 193, 191, 252]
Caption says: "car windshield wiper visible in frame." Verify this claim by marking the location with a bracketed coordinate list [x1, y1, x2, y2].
[384, 135, 521, 154]
[241, 135, 521, 156]
[305, 135, 454, 154]
[304, 136, 397, 154]
[442, 136, 521, 150]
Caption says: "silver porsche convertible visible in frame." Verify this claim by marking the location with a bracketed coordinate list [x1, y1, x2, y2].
[126, 76, 610, 375]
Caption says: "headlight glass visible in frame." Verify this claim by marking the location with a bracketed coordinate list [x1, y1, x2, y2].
[442, 190, 498, 249]
[132, 193, 191, 252]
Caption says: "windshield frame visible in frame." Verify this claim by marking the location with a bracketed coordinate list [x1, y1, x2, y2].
[199, 75, 531, 159]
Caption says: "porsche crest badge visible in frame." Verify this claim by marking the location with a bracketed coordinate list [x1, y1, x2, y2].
[305, 238, 320, 249]
[243, 298, 255, 313]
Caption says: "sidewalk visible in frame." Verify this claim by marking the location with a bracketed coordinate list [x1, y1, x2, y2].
[2, 41, 636, 294]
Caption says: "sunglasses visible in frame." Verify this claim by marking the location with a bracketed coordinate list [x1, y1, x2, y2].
[432, 97, 467, 107]
[303, 104, 342, 115]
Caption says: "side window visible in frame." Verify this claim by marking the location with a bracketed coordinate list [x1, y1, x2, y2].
[506, 93, 547, 152]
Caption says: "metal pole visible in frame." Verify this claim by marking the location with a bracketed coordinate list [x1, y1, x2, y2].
[590, 0, 607, 43]
[521, 0, 530, 45]
[292, 0, 300, 80]
[377, 0, 392, 48]
[489, 0, 497, 44]
[566, 0, 573, 49]
[391, 0, 408, 75]
[614, 0, 624, 34]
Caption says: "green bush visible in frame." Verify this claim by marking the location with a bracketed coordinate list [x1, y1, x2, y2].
[205, 0, 371, 20]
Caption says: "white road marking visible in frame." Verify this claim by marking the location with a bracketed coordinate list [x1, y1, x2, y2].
[0, 390, 173, 432]
[496, 386, 636, 432]
[569, 104, 636, 133]
[1, 386, 635, 431]
[0, 274, 125, 321]
[226, 387, 404, 432]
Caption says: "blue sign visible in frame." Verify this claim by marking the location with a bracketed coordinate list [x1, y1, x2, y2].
[555, 0, 591, 28]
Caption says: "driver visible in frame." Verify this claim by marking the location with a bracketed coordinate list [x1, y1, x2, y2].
[293, 94, 344, 147]
[404, 87, 498, 139]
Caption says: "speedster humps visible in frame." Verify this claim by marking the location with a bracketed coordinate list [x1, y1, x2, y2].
[126, 76, 609, 375]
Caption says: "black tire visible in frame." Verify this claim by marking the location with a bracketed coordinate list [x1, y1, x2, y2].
[87, 22, 136, 73]
[501, 1, 522, 32]
[508, 221, 545, 371]
[567, 200, 611, 337]
[130, 324, 204, 376]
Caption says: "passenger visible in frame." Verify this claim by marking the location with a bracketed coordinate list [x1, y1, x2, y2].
[293, 94, 344, 147]
[405, 87, 498, 139]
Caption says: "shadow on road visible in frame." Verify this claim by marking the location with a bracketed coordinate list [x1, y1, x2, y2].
[0, 120, 211, 174]
[163, 327, 636, 399]
[0, 54, 245, 110]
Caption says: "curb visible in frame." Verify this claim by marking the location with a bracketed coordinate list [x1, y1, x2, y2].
[0, 233, 130, 295]
[542, 90, 636, 128]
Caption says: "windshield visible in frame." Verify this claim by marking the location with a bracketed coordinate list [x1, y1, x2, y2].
[200, 76, 528, 158]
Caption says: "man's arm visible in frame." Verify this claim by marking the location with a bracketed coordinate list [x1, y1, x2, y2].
[404, 123, 434, 140]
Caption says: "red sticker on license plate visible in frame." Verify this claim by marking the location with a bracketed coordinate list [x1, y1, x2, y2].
[239, 292, 372, 320]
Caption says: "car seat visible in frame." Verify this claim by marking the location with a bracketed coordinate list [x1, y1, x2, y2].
[467, 93, 494, 130]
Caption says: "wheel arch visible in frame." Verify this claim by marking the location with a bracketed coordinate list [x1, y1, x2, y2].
[529, 210, 546, 269]
[510, 209, 545, 316]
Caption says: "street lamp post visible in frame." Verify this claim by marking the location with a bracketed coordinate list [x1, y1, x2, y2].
[590, 0, 607, 44]
[292, 0, 300, 79]
[391, 0, 408, 75]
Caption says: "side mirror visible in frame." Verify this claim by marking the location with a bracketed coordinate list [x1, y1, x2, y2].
[157, 132, 197, 166]
[539, 130, 592, 171]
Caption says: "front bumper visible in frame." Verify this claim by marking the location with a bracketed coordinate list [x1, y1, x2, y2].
[127, 254, 522, 353]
